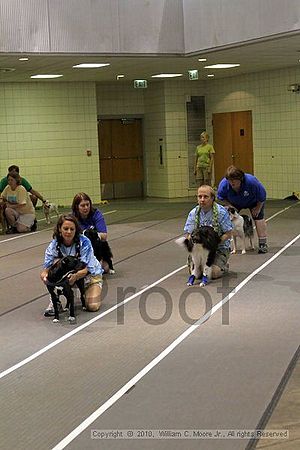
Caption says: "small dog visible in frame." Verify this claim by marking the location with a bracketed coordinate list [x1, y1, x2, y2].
[43, 200, 59, 224]
[46, 256, 86, 323]
[227, 207, 254, 254]
[83, 228, 115, 274]
[176, 226, 220, 286]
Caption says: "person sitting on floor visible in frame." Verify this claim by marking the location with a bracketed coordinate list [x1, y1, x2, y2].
[184, 185, 233, 279]
[0, 171, 36, 234]
[41, 214, 103, 317]
[0, 164, 46, 208]
[71, 192, 113, 273]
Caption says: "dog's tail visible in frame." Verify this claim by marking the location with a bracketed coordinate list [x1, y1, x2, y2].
[241, 215, 254, 237]
[175, 236, 193, 252]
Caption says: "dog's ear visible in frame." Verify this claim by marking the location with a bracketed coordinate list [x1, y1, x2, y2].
[185, 238, 194, 252]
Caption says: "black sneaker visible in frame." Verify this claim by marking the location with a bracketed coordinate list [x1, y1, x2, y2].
[258, 243, 268, 254]
[5, 227, 17, 234]
[31, 219, 37, 232]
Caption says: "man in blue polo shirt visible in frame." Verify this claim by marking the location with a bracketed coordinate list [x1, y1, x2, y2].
[217, 166, 268, 253]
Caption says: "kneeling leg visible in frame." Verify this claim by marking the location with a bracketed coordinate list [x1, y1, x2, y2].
[85, 284, 102, 312]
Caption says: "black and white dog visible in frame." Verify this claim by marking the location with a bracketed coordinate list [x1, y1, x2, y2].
[176, 226, 220, 286]
[227, 207, 254, 254]
[46, 256, 86, 323]
[83, 228, 115, 274]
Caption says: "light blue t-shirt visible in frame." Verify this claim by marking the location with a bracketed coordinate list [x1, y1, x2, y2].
[183, 203, 233, 250]
[43, 234, 103, 275]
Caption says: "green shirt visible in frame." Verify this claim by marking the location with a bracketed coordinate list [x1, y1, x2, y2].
[195, 143, 215, 168]
[0, 176, 32, 193]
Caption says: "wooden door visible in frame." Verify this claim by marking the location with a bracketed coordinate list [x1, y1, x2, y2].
[212, 110, 253, 185]
[98, 119, 144, 199]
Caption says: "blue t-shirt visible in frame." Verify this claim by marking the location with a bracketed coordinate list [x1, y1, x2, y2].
[217, 174, 266, 210]
[74, 209, 107, 233]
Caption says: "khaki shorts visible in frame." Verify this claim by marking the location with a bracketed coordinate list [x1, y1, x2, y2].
[214, 249, 230, 272]
[196, 166, 211, 184]
[84, 274, 103, 290]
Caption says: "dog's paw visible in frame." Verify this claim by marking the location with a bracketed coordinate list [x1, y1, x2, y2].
[241, 249, 246, 254]
[52, 318, 59, 323]
[199, 275, 209, 287]
[187, 275, 195, 286]
[109, 269, 115, 274]
[231, 249, 237, 254]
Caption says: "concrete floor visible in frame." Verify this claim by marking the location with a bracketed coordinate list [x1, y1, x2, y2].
[0, 198, 299, 450]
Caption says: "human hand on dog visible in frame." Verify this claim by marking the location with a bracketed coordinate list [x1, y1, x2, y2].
[40, 269, 49, 284]
[67, 273, 78, 286]
[251, 205, 261, 218]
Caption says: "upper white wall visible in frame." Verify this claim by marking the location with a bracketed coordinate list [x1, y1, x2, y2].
[183, 0, 300, 53]
[2, 0, 300, 55]
[0, 0, 184, 54]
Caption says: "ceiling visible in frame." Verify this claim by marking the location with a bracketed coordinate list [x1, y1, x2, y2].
[0, 33, 300, 84]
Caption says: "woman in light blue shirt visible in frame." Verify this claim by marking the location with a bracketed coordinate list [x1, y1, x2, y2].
[41, 214, 103, 316]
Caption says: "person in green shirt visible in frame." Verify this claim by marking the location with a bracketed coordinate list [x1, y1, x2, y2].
[0, 165, 46, 207]
[194, 132, 215, 186]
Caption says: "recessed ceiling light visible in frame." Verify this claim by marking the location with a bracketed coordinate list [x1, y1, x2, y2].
[204, 64, 240, 69]
[198, 58, 207, 62]
[72, 63, 110, 68]
[151, 73, 182, 78]
[207, 74, 215, 78]
[19, 57, 29, 61]
[30, 74, 63, 79]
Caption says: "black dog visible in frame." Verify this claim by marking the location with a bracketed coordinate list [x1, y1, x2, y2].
[46, 256, 86, 322]
[176, 226, 220, 286]
[83, 228, 115, 273]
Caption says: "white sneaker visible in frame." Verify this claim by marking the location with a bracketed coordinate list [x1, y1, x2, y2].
[43, 296, 63, 317]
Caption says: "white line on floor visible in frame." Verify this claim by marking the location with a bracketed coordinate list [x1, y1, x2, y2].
[52, 232, 300, 450]
[37, 209, 117, 223]
[102, 209, 117, 215]
[0, 265, 186, 380]
[265, 203, 297, 222]
[0, 210, 118, 243]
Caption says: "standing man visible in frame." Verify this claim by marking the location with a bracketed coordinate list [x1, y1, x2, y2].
[0, 165, 46, 207]
[184, 185, 233, 279]
[217, 166, 268, 253]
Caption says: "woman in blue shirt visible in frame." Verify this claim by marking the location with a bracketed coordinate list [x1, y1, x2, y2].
[72, 192, 107, 240]
[72, 192, 113, 273]
[217, 166, 268, 253]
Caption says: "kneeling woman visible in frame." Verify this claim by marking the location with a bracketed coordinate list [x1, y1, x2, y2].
[40, 214, 103, 314]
